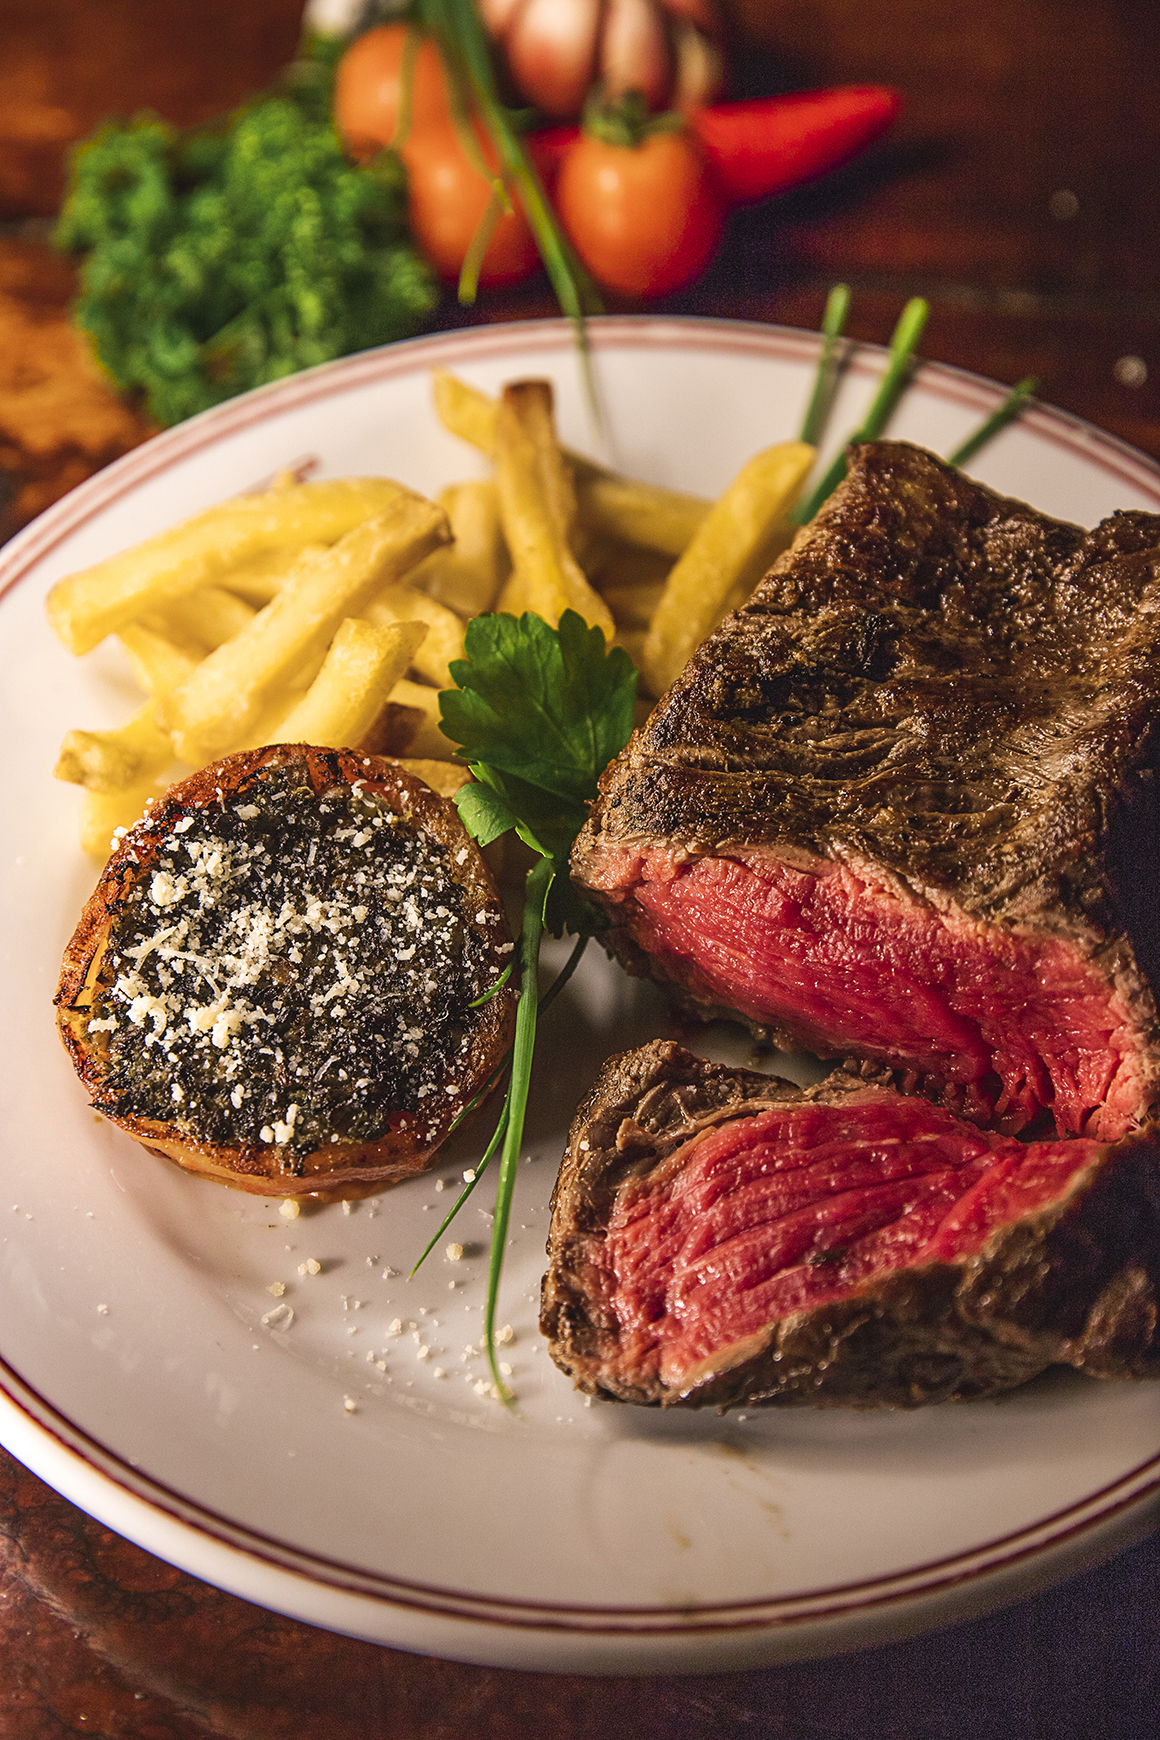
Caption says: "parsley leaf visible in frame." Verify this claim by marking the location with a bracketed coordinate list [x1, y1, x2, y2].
[441, 610, 638, 808]
[429, 610, 636, 1405]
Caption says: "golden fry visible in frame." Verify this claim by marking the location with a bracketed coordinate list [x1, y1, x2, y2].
[432, 369, 709, 556]
[144, 584, 257, 653]
[269, 618, 427, 750]
[392, 678, 455, 759]
[431, 369, 498, 454]
[158, 495, 449, 763]
[117, 624, 199, 697]
[495, 569, 530, 616]
[411, 481, 508, 616]
[641, 442, 815, 697]
[46, 477, 410, 656]
[394, 758, 470, 797]
[494, 381, 615, 638]
[219, 545, 325, 606]
[602, 577, 667, 632]
[361, 585, 465, 690]
[574, 472, 709, 557]
[79, 781, 166, 859]
[55, 702, 173, 793]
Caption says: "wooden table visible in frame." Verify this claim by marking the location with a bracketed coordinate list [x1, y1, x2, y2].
[3, 1, 1159, 1732]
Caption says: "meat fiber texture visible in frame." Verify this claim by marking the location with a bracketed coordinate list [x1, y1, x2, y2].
[541, 1042, 1160, 1408]
[557, 442, 1160, 1406]
[574, 441, 1160, 1144]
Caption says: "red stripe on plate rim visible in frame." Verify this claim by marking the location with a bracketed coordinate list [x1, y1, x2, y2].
[2, 1351, 1158, 1635]
[5, 313, 1160, 1638]
[4, 316, 1160, 608]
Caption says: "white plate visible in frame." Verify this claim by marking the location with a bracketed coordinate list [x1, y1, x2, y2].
[3, 317, 1160, 1676]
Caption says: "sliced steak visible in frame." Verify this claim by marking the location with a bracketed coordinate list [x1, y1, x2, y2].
[542, 1041, 1160, 1408]
[573, 441, 1160, 1142]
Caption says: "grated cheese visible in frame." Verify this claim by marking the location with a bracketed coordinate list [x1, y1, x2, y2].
[86, 763, 509, 1161]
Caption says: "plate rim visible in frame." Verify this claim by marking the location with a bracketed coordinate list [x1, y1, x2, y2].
[4, 314, 1160, 609]
[5, 312, 1160, 1664]
[3, 1353, 1160, 1636]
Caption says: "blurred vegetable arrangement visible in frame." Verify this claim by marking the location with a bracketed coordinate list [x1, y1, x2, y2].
[56, 0, 901, 425]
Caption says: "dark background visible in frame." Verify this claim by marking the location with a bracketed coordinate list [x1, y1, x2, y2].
[2, 1, 1159, 1732]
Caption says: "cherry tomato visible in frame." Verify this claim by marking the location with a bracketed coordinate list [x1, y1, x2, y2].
[555, 128, 725, 298]
[404, 124, 541, 288]
[334, 24, 454, 162]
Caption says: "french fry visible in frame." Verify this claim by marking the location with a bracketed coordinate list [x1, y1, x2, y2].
[220, 545, 324, 606]
[228, 683, 315, 757]
[410, 481, 508, 616]
[494, 382, 615, 639]
[361, 586, 465, 690]
[157, 494, 450, 763]
[55, 702, 174, 793]
[79, 782, 166, 859]
[392, 678, 456, 759]
[117, 624, 200, 697]
[431, 368, 498, 454]
[46, 476, 410, 655]
[431, 369, 710, 556]
[584, 536, 673, 594]
[495, 569, 530, 616]
[143, 584, 257, 653]
[574, 471, 709, 557]
[641, 441, 815, 697]
[613, 628, 648, 667]
[269, 618, 427, 750]
[602, 577, 667, 632]
[394, 758, 471, 797]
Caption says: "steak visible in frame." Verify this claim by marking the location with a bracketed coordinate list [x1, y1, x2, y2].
[573, 441, 1160, 1142]
[541, 1041, 1160, 1408]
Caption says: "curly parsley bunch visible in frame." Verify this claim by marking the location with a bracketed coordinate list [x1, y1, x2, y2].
[56, 96, 437, 426]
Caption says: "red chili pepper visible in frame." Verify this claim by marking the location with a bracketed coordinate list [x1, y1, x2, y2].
[688, 86, 902, 206]
[525, 125, 581, 191]
[526, 86, 901, 207]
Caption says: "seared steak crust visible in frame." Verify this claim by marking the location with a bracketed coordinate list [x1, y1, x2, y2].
[573, 442, 1160, 1135]
[542, 1042, 1160, 1409]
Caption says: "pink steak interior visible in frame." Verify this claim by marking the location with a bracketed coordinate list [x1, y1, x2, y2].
[591, 846, 1148, 1140]
[600, 1091, 1103, 1396]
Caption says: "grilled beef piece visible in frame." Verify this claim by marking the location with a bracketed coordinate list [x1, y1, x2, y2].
[542, 1041, 1160, 1408]
[56, 744, 517, 1198]
[573, 442, 1160, 1142]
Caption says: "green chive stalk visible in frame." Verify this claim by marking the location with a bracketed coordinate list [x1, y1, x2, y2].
[483, 853, 553, 1405]
[798, 283, 851, 447]
[948, 376, 1039, 467]
[794, 296, 929, 523]
[416, 0, 601, 322]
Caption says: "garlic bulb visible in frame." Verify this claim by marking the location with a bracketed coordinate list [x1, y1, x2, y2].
[479, 0, 724, 120]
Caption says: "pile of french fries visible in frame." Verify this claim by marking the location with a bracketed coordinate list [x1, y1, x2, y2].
[49, 370, 814, 857]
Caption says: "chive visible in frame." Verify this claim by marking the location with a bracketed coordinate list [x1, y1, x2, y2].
[793, 296, 930, 524]
[798, 284, 851, 447]
[446, 1059, 504, 1135]
[539, 933, 588, 1017]
[469, 961, 513, 1008]
[409, 1100, 509, 1277]
[483, 854, 553, 1407]
[457, 188, 505, 306]
[418, 0, 603, 423]
[412, 934, 585, 1277]
[947, 376, 1038, 468]
[390, 22, 422, 151]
